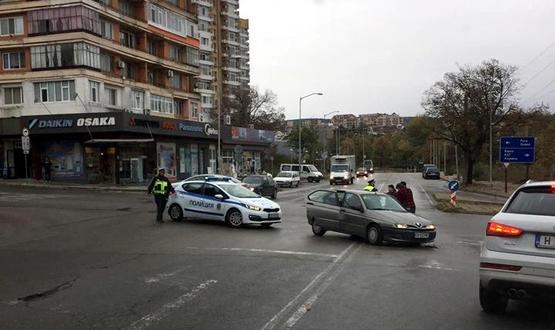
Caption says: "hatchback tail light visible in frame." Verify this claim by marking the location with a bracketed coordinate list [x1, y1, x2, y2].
[486, 222, 523, 237]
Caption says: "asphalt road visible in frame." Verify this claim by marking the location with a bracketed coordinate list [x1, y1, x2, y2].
[0, 173, 553, 330]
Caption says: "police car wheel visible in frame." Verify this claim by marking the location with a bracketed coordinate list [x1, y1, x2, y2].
[226, 209, 243, 227]
[168, 204, 183, 221]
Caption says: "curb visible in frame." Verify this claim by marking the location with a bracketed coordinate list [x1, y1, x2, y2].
[0, 181, 145, 192]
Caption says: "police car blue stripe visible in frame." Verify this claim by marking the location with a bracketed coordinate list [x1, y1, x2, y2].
[184, 208, 224, 217]
[177, 191, 246, 208]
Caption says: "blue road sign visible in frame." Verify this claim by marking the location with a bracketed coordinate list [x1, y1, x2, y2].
[448, 180, 460, 192]
[499, 136, 535, 164]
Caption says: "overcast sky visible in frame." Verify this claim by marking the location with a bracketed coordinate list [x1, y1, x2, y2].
[240, 0, 555, 119]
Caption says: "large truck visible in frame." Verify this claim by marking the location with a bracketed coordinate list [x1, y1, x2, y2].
[329, 155, 356, 185]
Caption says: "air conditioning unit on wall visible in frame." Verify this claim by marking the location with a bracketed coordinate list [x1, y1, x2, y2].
[118, 60, 126, 69]
[224, 115, 231, 125]
[167, 70, 174, 78]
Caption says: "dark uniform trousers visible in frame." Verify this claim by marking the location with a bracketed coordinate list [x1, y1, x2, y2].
[154, 194, 168, 221]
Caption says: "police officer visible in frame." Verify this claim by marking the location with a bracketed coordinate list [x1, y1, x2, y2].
[364, 179, 376, 192]
[147, 168, 175, 223]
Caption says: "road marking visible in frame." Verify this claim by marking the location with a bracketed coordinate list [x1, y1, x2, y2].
[184, 247, 338, 259]
[261, 243, 357, 330]
[417, 184, 436, 206]
[127, 279, 217, 330]
[284, 244, 362, 328]
[144, 271, 181, 284]
[417, 260, 457, 272]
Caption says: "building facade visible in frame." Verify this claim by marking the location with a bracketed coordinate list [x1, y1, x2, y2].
[0, 0, 259, 183]
[194, 0, 250, 122]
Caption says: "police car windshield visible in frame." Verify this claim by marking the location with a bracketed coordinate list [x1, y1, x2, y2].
[219, 184, 260, 198]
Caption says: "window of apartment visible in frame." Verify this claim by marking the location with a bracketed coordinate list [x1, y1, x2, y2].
[132, 90, 144, 110]
[120, 30, 136, 49]
[169, 72, 181, 89]
[104, 86, 118, 106]
[168, 44, 179, 61]
[119, 0, 132, 17]
[3, 86, 23, 105]
[200, 64, 211, 76]
[148, 40, 158, 56]
[150, 94, 174, 114]
[31, 42, 100, 69]
[184, 46, 198, 66]
[201, 37, 209, 46]
[199, 22, 209, 32]
[0, 16, 23, 36]
[28, 7, 101, 35]
[100, 53, 112, 72]
[33, 80, 75, 103]
[191, 102, 198, 119]
[89, 80, 100, 103]
[100, 20, 113, 39]
[148, 4, 196, 38]
[2, 52, 25, 70]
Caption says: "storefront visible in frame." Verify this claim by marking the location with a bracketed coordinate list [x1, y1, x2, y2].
[1, 113, 276, 183]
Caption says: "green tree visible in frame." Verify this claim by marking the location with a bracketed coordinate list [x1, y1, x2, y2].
[285, 126, 321, 162]
[422, 59, 519, 184]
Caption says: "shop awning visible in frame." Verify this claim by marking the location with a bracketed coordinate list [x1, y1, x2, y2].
[84, 139, 155, 144]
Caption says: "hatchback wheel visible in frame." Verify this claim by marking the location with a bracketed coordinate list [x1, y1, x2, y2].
[168, 204, 183, 221]
[226, 209, 243, 228]
[312, 222, 326, 236]
[479, 285, 508, 314]
[367, 224, 383, 245]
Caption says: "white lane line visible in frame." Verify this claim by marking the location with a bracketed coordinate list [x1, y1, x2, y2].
[261, 243, 357, 330]
[144, 271, 180, 284]
[128, 279, 217, 330]
[184, 247, 338, 259]
[284, 244, 362, 328]
[418, 184, 436, 206]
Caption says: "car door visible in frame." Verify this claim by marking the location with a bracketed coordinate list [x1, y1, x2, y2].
[200, 183, 228, 220]
[339, 192, 368, 237]
[307, 190, 341, 231]
[181, 182, 206, 219]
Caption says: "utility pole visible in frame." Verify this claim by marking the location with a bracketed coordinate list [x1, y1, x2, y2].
[455, 144, 460, 181]
[443, 142, 447, 175]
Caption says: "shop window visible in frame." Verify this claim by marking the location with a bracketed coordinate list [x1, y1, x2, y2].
[33, 80, 75, 103]
[2, 52, 25, 70]
[3, 86, 23, 105]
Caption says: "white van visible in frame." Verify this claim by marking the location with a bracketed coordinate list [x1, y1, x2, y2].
[279, 164, 323, 182]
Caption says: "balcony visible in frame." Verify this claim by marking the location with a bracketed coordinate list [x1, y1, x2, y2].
[198, 73, 214, 81]
[223, 80, 241, 87]
[193, 0, 212, 7]
[221, 0, 238, 5]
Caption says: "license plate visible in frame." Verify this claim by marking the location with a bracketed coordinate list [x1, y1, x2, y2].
[414, 232, 429, 239]
[268, 213, 279, 219]
[536, 235, 555, 249]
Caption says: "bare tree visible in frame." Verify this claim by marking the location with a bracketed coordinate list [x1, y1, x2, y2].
[223, 87, 286, 131]
[423, 59, 519, 184]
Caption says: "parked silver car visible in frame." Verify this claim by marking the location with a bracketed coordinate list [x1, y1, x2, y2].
[479, 181, 555, 313]
[306, 189, 436, 245]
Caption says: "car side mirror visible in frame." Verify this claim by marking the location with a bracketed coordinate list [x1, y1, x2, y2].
[214, 194, 224, 200]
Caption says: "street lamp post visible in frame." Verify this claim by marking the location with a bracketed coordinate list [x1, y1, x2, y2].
[299, 92, 323, 177]
[323, 110, 339, 170]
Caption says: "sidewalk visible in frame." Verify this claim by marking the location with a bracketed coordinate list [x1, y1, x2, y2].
[0, 178, 146, 192]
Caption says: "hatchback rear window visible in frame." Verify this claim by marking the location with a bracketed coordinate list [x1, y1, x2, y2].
[505, 186, 555, 216]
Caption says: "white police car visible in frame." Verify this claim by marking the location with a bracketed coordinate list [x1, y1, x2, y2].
[167, 180, 282, 227]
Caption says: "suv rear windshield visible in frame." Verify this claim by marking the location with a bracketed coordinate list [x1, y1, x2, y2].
[505, 186, 555, 216]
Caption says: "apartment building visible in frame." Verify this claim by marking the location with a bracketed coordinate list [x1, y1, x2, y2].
[194, 0, 249, 122]
[359, 113, 403, 128]
[0, 0, 258, 183]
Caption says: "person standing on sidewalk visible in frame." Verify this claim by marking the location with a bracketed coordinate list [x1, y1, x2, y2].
[147, 168, 175, 223]
[43, 156, 52, 181]
[396, 182, 416, 213]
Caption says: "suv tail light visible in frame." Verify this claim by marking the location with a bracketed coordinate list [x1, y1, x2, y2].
[486, 222, 523, 237]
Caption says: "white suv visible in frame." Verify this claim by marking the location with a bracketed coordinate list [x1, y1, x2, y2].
[479, 181, 555, 313]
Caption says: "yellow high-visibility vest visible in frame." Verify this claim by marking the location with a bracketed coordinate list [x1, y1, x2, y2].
[364, 185, 375, 192]
[153, 180, 168, 195]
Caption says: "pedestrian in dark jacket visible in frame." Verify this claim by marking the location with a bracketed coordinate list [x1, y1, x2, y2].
[396, 182, 416, 213]
[147, 168, 175, 223]
[386, 184, 397, 197]
[43, 156, 52, 181]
